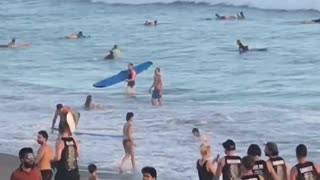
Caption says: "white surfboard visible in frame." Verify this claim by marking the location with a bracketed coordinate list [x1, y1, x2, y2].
[66, 112, 77, 133]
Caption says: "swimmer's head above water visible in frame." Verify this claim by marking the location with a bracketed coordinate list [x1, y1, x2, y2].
[84, 95, 92, 109]
[192, 128, 200, 137]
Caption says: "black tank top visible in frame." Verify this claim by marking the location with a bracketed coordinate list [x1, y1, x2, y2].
[197, 159, 214, 180]
[270, 157, 286, 180]
[57, 137, 78, 171]
[253, 160, 269, 178]
[222, 156, 242, 180]
[295, 162, 319, 180]
[242, 174, 263, 180]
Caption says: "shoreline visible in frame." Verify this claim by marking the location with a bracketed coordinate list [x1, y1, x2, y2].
[0, 153, 141, 180]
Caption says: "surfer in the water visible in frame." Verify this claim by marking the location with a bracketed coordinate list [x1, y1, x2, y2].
[51, 104, 80, 137]
[237, 40, 267, 53]
[119, 112, 136, 172]
[303, 18, 320, 24]
[104, 51, 115, 60]
[111, 45, 120, 58]
[0, 38, 31, 48]
[216, 12, 245, 20]
[127, 63, 136, 95]
[65, 31, 88, 39]
[149, 68, 163, 106]
[144, 20, 158, 26]
[83, 95, 104, 110]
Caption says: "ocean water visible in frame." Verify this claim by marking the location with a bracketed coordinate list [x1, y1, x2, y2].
[1, 0, 320, 179]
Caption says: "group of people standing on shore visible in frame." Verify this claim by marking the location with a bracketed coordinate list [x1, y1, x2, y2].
[194, 130, 320, 180]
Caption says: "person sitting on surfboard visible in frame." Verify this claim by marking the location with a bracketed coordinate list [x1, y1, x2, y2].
[65, 31, 88, 39]
[51, 104, 80, 136]
[104, 51, 115, 60]
[84, 95, 104, 110]
[216, 12, 245, 20]
[127, 63, 136, 95]
[111, 45, 120, 58]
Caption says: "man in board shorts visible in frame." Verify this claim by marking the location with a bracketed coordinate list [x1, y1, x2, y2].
[149, 68, 163, 106]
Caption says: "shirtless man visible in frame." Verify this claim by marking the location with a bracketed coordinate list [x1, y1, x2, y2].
[35, 130, 54, 180]
[149, 68, 163, 106]
[119, 112, 136, 172]
[192, 128, 209, 143]
[51, 104, 80, 136]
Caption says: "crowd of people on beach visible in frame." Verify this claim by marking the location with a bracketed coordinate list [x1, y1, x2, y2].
[4, 8, 320, 180]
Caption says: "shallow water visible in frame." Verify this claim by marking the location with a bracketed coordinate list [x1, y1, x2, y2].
[1, 0, 320, 179]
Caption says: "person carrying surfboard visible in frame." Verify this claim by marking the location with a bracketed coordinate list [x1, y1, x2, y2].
[127, 63, 136, 95]
[51, 104, 80, 137]
[53, 117, 80, 180]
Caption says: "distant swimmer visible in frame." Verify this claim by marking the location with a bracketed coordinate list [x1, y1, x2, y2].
[0, 38, 31, 48]
[290, 144, 320, 180]
[237, 40, 267, 53]
[112, 45, 121, 58]
[192, 128, 209, 143]
[216, 139, 242, 180]
[119, 112, 136, 172]
[303, 18, 320, 24]
[216, 12, 245, 20]
[84, 95, 104, 110]
[51, 104, 80, 136]
[149, 68, 163, 106]
[65, 31, 88, 39]
[127, 63, 136, 95]
[144, 20, 158, 26]
[104, 51, 115, 60]
[265, 142, 290, 180]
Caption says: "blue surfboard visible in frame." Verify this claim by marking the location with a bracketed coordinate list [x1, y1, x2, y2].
[93, 61, 153, 88]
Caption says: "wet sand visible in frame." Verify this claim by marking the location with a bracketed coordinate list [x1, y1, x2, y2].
[0, 153, 141, 180]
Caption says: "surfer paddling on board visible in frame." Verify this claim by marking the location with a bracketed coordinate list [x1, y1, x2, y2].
[51, 104, 80, 137]
[192, 128, 210, 143]
[216, 12, 245, 20]
[65, 31, 88, 39]
[126, 63, 136, 95]
[303, 18, 320, 24]
[237, 40, 267, 53]
[119, 112, 136, 173]
[149, 68, 163, 106]
[0, 38, 32, 48]
[144, 20, 158, 26]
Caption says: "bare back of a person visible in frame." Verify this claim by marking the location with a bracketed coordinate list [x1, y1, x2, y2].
[88, 174, 98, 180]
[154, 74, 163, 91]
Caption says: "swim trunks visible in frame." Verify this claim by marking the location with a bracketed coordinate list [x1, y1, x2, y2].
[152, 89, 162, 99]
[127, 81, 135, 88]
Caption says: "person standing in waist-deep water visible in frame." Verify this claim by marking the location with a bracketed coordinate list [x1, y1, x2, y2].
[142, 166, 157, 180]
[10, 147, 42, 180]
[247, 144, 278, 180]
[196, 143, 218, 180]
[119, 112, 136, 172]
[51, 104, 80, 136]
[127, 63, 136, 95]
[149, 67, 163, 106]
[241, 156, 265, 180]
[35, 130, 54, 180]
[53, 120, 80, 180]
[290, 144, 320, 180]
[216, 139, 242, 180]
[265, 142, 290, 180]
